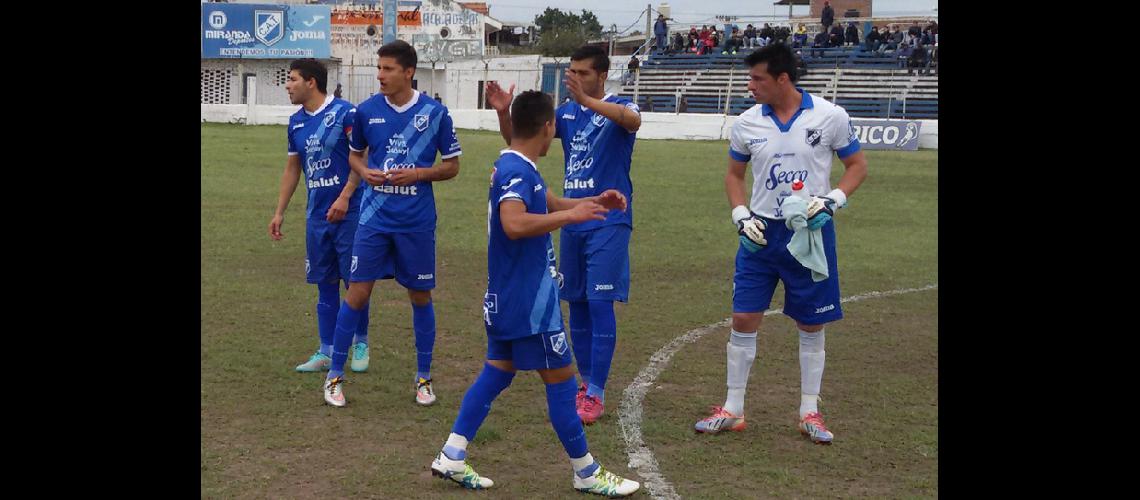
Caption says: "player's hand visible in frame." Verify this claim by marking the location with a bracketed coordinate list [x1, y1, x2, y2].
[362, 168, 388, 186]
[485, 81, 515, 113]
[806, 196, 838, 230]
[735, 212, 767, 252]
[327, 197, 348, 223]
[595, 189, 627, 211]
[385, 168, 420, 186]
[565, 73, 590, 106]
[269, 214, 285, 240]
[568, 201, 608, 223]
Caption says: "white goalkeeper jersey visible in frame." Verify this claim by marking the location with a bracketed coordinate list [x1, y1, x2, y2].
[728, 89, 861, 220]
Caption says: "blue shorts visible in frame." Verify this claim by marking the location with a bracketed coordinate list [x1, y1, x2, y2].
[558, 224, 631, 303]
[305, 217, 358, 284]
[349, 224, 436, 290]
[486, 330, 573, 371]
[732, 218, 843, 325]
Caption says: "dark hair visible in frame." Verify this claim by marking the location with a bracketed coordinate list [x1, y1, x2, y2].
[510, 90, 554, 139]
[743, 42, 800, 83]
[377, 39, 417, 70]
[570, 45, 609, 73]
[289, 58, 328, 93]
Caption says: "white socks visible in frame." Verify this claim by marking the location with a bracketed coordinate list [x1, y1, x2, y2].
[798, 328, 825, 418]
[724, 329, 757, 416]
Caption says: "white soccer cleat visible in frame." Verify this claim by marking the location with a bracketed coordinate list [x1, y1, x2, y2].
[416, 377, 437, 406]
[349, 342, 369, 372]
[431, 452, 494, 489]
[573, 463, 640, 497]
[296, 351, 331, 372]
[323, 376, 346, 407]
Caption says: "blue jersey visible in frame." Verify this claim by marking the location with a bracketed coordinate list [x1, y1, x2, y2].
[349, 90, 462, 232]
[286, 96, 363, 221]
[483, 150, 563, 340]
[555, 94, 638, 232]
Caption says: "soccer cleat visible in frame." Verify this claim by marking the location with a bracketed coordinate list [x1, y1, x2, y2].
[578, 394, 604, 425]
[694, 406, 746, 433]
[416, 377, 437, 406]
[431, 452, 494, 489]
[296, 351, 331, 372]
[798, 411, 834, 444]
[323, 376, 346, 407]
[349, 342, 369, 372]
[573, 463, 640, 497]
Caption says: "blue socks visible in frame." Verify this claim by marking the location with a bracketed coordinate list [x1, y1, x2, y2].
[547, 377, 589, 459]
[586, 300, 617, 403]
[568, 301, 592, 387]
[413, 301, 435, 380]
[316, 282, 339, 356]
[328, 300, 364, 380]
[452, 363, 516, 440]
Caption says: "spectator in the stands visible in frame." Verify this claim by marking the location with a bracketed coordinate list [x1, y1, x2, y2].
[920, 28, 933, 47]
[907, 43, 928, 75]
[723, 26, 743, 54]
[688, 26, 699, 52]
[334, 82, 343, 99]
[774, 25, 791, 45]
[829, 23, 844, 47]
[795, 49, 808, 79]
[698, 27, 713, 55]
[897, 42, 913, 69]
[864, 26, 881, 52]
[743, 24, 756, 49]
[625, 55, 640, 85]
[794, 24, 809, 48]
[812, 29, 828, 58]
[821, 1, 834, 33]
[654, 14, 668, 53]
[711, 28, 720, 48]
[673, 32, 685, 53]
[758, 23, 773, 47]
[885, 25, 903, 52]
[845, 22, 859, 47]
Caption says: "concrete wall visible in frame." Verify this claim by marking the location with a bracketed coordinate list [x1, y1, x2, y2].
[202, 104, 937, 149]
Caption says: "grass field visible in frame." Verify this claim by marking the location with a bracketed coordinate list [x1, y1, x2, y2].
[201, 123, 937, 498]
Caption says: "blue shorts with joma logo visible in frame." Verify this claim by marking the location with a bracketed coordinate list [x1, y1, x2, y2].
[732, 217, 843, 325]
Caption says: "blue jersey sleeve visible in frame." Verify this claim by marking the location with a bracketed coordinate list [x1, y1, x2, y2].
[286, 118, 299, 155]
[495, 167, 535, 208]
[437, 109, 462, 159]
[349, 107, 367, 152]
[342, 107, 357, 144]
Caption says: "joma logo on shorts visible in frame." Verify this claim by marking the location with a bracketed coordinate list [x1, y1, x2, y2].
[815, 304, 835, 314]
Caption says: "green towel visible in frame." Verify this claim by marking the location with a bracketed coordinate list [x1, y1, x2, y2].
[782, 196, 828, 282]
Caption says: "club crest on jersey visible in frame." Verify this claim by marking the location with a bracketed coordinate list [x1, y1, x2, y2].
[591, 113, 606, 127]
[551, 332, 568, 355]
[805, 128, 822, 147]
[254, 10, 284, 46]
[414, 113, 430, 132]
[323, 112, 336, 127]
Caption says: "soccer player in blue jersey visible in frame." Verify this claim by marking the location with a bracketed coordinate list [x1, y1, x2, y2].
[694, 43, 867, 444]
[269, 58, 371, 375]
[320, 40, 462, 407]
[429, 90, 639, 497]
[485, 45, 641, 425]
